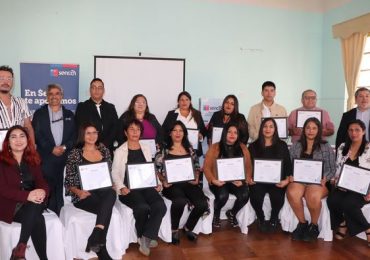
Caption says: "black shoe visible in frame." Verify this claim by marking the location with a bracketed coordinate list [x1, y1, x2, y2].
[85, 227, 104, 253]
[96, 245, 113, 260]
[184, 229, 198, 242]
[226, 210, 238, 227]
[213, 215, 221, 228]
[303, 223, 319, 242]
[257, 219, 269, 233]
[171, 230, 180, 245]
[268, 219, 279, 232]
[291, 222, 308, 241]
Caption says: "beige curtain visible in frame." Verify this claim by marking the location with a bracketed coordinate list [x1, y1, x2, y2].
[341, 33, 367, 109]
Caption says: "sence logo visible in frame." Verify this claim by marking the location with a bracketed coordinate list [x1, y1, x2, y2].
[203, 105, 222, 112]
[50, 69, 77, 77]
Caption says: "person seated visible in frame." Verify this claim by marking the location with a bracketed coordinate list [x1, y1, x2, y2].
[65, 123, 116, 260]
[327, 119, 370, 247]
[155, 120, 209, 244]
[287, 118, 335, 242]
[0, 125, 49, 260]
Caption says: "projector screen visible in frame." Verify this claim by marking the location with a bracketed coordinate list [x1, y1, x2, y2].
[94, 56, 185, 124]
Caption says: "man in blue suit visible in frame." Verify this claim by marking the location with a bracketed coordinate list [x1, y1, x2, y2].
[32, 84, 75, 215]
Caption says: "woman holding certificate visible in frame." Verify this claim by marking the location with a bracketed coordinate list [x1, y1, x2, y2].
[155, 121, 209, 244]
[65, 123, 116, 260]
[287, 117, 335, 242]
[204, 122, 251, 228]
[112, 119, 166, 256]
[0, 125, 49, 260]
[248, 118, 292, 232]
[162, 91, 207, 156]
[116, 94, 163, 148]
[207, 95, 249, 145]
[327, 120, 370, 247]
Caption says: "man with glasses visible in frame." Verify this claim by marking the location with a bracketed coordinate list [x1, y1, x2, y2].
[75, 78, 118, 155]
[0, 65, 35, 143]
[288, 89, 334, 143]
[32, 84, 75, 215]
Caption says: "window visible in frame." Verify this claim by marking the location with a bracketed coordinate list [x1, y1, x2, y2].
[358, 35, 370, 88]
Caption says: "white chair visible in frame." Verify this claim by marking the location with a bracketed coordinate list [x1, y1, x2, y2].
[0, 210, 65, 260]
[356, 203, 370, 240]
[280, 196, 333, 241]
[60, 188, 125, 260]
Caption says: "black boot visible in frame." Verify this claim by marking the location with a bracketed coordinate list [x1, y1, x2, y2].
[86, 227, 104, 253]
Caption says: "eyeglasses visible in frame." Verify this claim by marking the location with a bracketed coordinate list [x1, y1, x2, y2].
[0, 77, 13, 81]
[303, 96, 316, 100]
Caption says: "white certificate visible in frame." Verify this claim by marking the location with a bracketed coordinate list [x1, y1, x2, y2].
[187, 128, 199, 150]
[126, 162, 158, 189]
[216, 157, 246, 182]
[296, 110, 322, 128]
[212, 127, 223, 144]
[337, 164, 370, 195]
[139, 139, 156, 158]
[0, 129, 8, 151]
[253, 159, 282, 184]
[78, 161, 112, 191]
[293, 159, 323, 184]
[262, 117, 288, 139]
[164, 157, 195, 183]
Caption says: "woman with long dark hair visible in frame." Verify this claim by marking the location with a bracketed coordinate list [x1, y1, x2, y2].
[207, 94, 249, 145]
[248, 118, 291, 232]
[327, 119, 370, 247]
[155, 121, 208, 244]
[162, 91, 207, 156]
[0, 125, 49, 260]
[204, 122, 251, 228]
[65, 123, 116, 260]
[287, 117, 335, 242]
[116, 94, 163, 148]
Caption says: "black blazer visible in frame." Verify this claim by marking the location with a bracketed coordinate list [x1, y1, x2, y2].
[162, 109, 207, 156]
[32, 105, 76, 161]
[336, 108, 356, 149]
[75, 98, 118, 151]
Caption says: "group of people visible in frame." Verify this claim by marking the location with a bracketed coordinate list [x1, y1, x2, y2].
[0, 64, 369, 260]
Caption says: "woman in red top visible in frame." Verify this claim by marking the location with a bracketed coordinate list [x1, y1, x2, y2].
[0, 125, 49, 260]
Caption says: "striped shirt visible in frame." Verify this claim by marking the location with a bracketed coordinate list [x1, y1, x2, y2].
[0, 96, 32, 129]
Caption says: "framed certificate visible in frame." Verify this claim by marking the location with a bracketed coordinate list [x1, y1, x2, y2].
[337, 164, 370, 195]
[293, 159, 323, 185]
[253, 159, 282, 184]
[0, 129, 8, 151]
[78, 161, 112, 191]
[216, 157, 246, 182]
[126, 162, 158, 190]
[164, 157, 195, 184]
[296, 110, 322, 128]
[212, 127, 223, 144]
[187, 128, 199, 150]
[139, 139, 156, 158]
[262, 117, 288, 139]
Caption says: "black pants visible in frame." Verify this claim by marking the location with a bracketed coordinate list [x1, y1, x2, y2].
[162, 182, 208, 230]
[210, 182, 249, 218]
[249, 183, 286, 221]
[119, 188, 166, 239]
[42, 159, 65, 215]
[327, 189, 370, 236]
[74, 188, 116, 240]
[13, 202, 47, 260]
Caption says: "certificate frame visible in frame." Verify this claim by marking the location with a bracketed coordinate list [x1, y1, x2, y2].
[296, 110, 322, 128]
[78, 161, 113, 191]
[293, 158, 323, 185]
[253, 158, 283, 184]
[164, 156, 196, 184]
[212, 126, 223, 144]
[0, 128, 8, 151]
[261, 117, 288, 139]
[337, 164, 370, 195]
[187, 128, 199, 150]
[126, 162, 158, 190]
[216, 157, 246, 182]
[139, 138, 156, 158]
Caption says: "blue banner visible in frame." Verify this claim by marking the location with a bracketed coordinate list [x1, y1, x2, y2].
[20, 63, 79, 113]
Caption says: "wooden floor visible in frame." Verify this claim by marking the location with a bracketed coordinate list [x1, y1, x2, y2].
[120, 221, 369, 260]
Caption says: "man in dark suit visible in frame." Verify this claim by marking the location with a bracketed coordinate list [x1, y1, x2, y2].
[32, 84, 76, 215]
[75, 78, 118, 154]
[336, 87, 370, 149]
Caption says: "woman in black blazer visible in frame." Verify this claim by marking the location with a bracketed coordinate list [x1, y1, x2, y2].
[162, 91, 207, 156]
